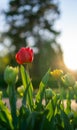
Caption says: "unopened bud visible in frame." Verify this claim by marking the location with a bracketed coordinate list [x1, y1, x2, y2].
[62, 73, 75, 87]
[68, 112, 74, 119]
[45, 88, 53, 99]
[17, 85, 25, 97]
[4, 66, 18, 85]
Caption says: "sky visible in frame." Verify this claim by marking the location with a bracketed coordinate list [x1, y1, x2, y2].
[57, 0, 77, 70]
[0, 0, 77, 70]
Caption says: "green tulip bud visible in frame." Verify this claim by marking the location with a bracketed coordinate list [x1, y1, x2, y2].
[17, 85, 25, 97]
[4, 66, 19, 85]
[62, 73, 75, 87]
[68, 112, 74, 119]
[45, 88, 53, 99]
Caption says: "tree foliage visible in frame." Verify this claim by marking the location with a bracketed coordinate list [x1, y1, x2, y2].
[2, 0, 66, 86]
[4, 0, 60, 50]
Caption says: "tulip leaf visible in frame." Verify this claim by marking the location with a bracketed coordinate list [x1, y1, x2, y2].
[20, 65, 34, 110]
[35, 69, 50, 110]
[61, 110, 73, 130]
[0, 100, 13, 130]
[45, 100, 54, 121]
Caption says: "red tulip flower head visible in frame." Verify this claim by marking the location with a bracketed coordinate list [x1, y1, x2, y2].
[15, 47, 34, 64]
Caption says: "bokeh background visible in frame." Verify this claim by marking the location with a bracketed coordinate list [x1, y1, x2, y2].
[0, 0, 77, 89]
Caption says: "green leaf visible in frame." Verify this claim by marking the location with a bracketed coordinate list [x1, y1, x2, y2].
[18, 106, 30, 130]
[0, 100, 14, 130]
[61, 110, 73, 130]
[45, 100, 54, 121]
[35, 69, 50, 110]
[20, 65, 34, 110]
[65, 99, 71, 114]
[40, 114, 58, 130]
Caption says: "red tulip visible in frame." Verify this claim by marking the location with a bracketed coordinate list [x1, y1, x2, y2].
[15, 47, 34, 64]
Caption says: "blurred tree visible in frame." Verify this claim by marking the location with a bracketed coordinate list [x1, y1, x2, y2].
[4, 0, 60, 51]
[2, 0, 66, 87]
[31, 40, 65, 87]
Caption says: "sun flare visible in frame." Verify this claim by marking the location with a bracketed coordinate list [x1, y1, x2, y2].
[64, 51, 77, 71]
[59, 30, 77, 71]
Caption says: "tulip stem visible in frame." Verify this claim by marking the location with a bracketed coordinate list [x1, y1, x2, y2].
[8, 83, 17, 129]
[26, 63, 30, 75]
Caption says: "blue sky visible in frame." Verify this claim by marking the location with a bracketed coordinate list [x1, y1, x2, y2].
[0, 0, 77, 70]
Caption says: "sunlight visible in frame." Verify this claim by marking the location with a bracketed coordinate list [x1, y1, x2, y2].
[58, 28, 77, 71]
[64, 49, 77, 71]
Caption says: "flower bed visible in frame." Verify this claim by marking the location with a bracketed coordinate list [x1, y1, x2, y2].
[0, 47, 77, 130]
